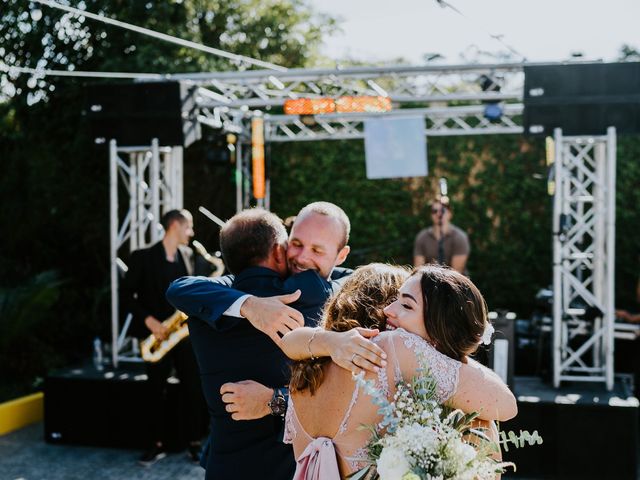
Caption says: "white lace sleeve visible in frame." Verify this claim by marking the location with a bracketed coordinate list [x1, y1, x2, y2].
[283, 397, 296, 444]
[393, 329, 461, 403]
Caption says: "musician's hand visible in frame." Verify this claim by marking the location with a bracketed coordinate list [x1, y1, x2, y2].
[220, 380, 272, 420]
[617, 310, 640, 323]
[616, 309, 631, 321]
[240, 291, 304, 344]
[145, 316, 168, 341]
[323, 328, 386, 374]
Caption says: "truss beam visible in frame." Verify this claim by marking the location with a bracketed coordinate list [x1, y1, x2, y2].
[552, 128, 616, 390]
[109, 140, 184, 367]
[187, 62, 526, 110]
[264, 104, 523, 141]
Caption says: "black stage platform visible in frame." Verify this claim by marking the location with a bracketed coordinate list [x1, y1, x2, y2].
[503, 375, 639, 479]
[44, 362, 207, 451]
[45, 366, 639, 478]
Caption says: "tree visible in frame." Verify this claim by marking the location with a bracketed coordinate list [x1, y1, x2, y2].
[1, 0, 336, 102]
[619, 44, 640, 61]
[0, 0, 336, 401]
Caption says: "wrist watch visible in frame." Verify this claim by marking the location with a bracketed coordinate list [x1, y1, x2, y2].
[268, 388, 287, 417]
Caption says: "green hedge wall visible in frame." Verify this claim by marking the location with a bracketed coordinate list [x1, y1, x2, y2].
[270, 136, 550, 315]
[270, 134, 639, 314]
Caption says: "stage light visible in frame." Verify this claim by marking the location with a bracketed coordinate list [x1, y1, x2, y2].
[483, 103, 503, 121]
[479, 73, 503, 121]
[283, 98, 335, 115]
[251, 117, 265, 200]
[283, 96, 391, 115]
[300, 115, 317, 127]
[335, 96, 392, 113]
[478, 74, 501, 93]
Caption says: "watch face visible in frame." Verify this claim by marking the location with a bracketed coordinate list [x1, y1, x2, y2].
[270, 396, 286, 416]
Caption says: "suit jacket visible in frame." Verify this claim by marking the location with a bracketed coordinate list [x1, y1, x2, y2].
[166, 266, 352, 331]
[120, 241, 193, 339]
[173, 267, 336, 480]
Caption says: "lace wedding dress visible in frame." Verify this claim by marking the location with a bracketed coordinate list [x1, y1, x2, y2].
[284, 328, 461, 479]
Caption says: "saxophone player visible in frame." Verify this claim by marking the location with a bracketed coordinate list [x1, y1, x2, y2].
[120, 209, 205, 466]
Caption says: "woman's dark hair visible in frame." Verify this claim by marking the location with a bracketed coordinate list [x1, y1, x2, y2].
[414, 265, 488, 361]
[289, 263, 409, 394]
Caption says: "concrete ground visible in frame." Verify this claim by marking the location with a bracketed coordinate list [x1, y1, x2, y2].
[0, 423, 204, 480]
[1, 421, 637, 480]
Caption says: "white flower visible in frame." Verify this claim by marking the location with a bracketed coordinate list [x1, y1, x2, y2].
[377, 445, 411, 480]
[449, 438, 477, 464]
[481, 323, 494, 345]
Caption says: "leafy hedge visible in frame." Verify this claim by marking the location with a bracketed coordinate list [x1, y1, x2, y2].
[271, 134, 640, 313]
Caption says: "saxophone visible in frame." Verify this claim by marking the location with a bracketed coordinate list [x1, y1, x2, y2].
[140, 310, 189, 363]
[140, 240, 225, 363]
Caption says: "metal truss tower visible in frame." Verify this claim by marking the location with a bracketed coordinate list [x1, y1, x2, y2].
[551, 127, 617, 390]
[109, 139, 184, 366]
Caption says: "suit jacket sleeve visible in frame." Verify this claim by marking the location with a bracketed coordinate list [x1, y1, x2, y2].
[120, 250, 149, 323]
[283, 271, 335, 326]
[166, 274, 245, 331]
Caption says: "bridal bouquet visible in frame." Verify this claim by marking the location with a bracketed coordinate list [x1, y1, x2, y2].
[349, 364, 541, 480]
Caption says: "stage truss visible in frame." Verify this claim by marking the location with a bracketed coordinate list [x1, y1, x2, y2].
[189, 62, 527, 140]
[552, 128, 617, 390]
[109, 62, 619, 389]
[109, 140, 183, 366]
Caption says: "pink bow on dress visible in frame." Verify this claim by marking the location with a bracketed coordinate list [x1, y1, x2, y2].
[293, 437, 341, 480]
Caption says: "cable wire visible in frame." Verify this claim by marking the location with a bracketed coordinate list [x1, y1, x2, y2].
[32, 0, 287, 72]
[0, 61, 169, 79]
[435, 0, 527, 61]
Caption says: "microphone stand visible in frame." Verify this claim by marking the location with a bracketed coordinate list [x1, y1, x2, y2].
[437, 178, 448, 265]
[437, 207, 445, 265]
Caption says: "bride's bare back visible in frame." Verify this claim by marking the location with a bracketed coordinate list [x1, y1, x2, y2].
[285, 328, 460, 477]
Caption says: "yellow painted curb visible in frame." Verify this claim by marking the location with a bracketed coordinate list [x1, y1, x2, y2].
[0, 392, 44, 436]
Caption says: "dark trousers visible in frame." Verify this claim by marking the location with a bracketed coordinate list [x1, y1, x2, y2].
[145, 338, 204, 444]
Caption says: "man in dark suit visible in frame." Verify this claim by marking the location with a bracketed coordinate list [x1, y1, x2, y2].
[168, 207, 341, 479]
[167, 202, 352, 422]
[120, 209, 204, 465]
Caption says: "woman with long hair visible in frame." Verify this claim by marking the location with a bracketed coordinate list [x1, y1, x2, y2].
[280, 263, 516, 479]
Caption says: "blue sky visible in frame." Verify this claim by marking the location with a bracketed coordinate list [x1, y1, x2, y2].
[314, 0, 639, 64]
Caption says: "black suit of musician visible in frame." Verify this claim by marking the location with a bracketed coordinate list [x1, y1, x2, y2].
[120, 209, 204, 464]
[166, 209, 339, 480]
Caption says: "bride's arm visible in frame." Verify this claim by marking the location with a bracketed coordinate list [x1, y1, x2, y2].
[280, 327, 387, 373]
[389, 332, 517, 421]
[451, 359, 517, 421]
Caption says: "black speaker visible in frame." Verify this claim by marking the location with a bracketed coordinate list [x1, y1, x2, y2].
[86, 81, 202, 148]
[44, 363, 207, 450]
[524, 62, 640, 135]
[503, 376, 638, 479]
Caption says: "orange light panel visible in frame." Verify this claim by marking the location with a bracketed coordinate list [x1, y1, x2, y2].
[283, 98, 336, 115]
[335, 96, 392, 113]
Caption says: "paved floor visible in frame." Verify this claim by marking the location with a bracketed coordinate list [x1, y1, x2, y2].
[0, 423, 204, 480]
[1, 421, 637, 480]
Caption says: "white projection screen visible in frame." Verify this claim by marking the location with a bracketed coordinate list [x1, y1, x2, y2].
[363, 116, 427, 179]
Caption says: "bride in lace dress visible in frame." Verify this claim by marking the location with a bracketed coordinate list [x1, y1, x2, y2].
[280, 264, 517, 479]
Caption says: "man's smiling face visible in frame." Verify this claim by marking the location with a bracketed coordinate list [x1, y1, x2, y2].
[286, 211, 349, 279]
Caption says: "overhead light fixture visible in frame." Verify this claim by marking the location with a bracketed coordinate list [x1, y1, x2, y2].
[478, 73, 503, 121]
[283, 96, 391, 115]
[284, 98, 335, 115]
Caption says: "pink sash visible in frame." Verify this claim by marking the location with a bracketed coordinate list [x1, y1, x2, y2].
[293, 437, 341, 480]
